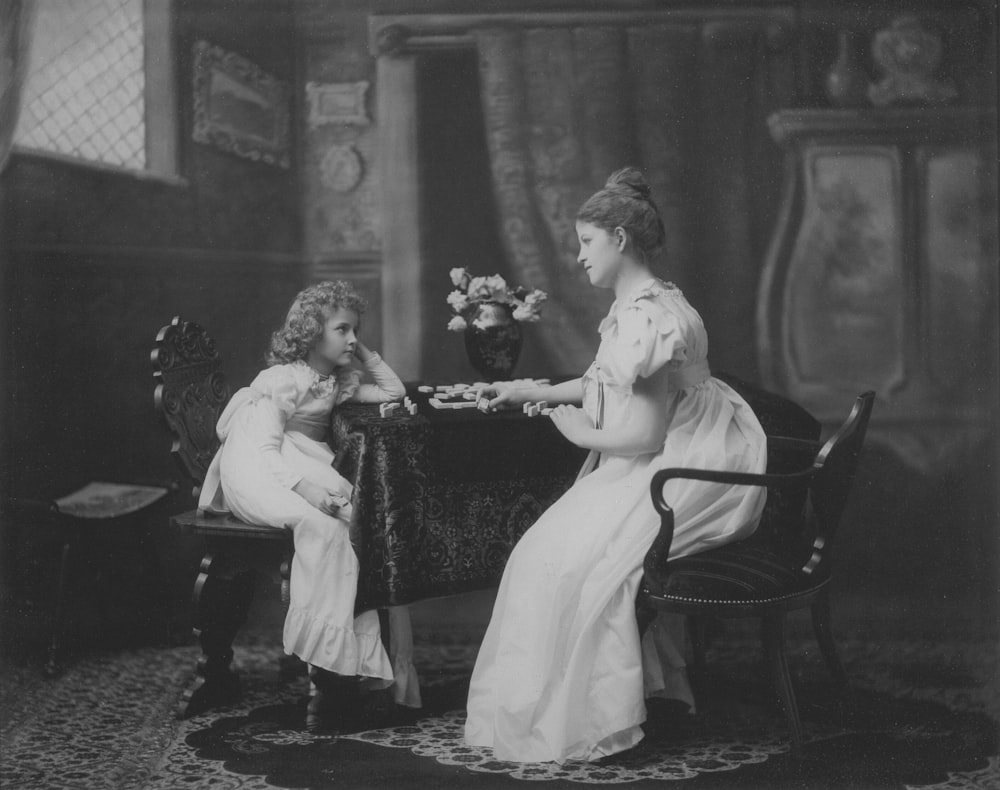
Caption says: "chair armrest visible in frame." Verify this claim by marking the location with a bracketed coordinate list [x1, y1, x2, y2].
[643, 465, 816, 589]
[767, 435, 822, 455]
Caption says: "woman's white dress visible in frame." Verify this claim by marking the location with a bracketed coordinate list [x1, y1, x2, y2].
[198, 355, 421, 708]
[464, 278, 767, 762]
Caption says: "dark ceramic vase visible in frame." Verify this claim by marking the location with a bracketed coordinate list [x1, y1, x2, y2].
[463, 302, 522, 381]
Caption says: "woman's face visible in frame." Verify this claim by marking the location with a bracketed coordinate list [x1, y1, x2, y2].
[576, 221, 622, 289]
[309, 307, 359, 372]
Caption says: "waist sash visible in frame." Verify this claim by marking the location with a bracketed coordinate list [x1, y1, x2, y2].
[667, 360, 711, 391]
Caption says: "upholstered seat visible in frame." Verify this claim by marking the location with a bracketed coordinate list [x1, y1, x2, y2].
[650, 540, 819, 605]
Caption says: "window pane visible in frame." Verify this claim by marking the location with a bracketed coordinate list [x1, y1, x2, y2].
[15, 0, 145, 170]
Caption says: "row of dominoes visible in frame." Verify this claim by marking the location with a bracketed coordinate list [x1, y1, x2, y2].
[428, 397, 480, 410]
[380, 398, 419, 418]
[522, 400, 553, 417]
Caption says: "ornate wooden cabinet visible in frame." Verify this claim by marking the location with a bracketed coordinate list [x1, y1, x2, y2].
[758, 108, 997, 470]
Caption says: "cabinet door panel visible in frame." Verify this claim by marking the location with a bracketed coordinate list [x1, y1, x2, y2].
[923, 147, 991, 392]
[786, 148, 905, 395]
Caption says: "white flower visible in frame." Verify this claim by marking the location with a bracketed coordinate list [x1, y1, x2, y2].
[450, 267, 470, 289]
[466, 276, 492, 301]
[512, 304, 541, 322]
[484, 274, 509, 302]
[447, 315, 468, 332]
[446, 290, 470, 313]
[523, 289, 548, 308]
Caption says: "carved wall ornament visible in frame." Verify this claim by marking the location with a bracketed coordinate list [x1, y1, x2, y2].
[868, 15, 958, 107]
[306, 81, 370, 128]
[373, 24, 410, 57]
[320, 143, 364, 193]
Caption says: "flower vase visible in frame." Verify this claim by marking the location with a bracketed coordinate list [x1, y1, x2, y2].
[463, 302, 522, 381]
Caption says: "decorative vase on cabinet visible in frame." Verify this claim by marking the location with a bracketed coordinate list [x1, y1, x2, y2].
[825, 30, 869, 107]
[758, 107, 997, 470]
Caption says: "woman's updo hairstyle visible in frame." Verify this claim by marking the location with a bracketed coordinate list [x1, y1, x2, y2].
[267, 280, 367, 366]
[576, 167, 665, 262]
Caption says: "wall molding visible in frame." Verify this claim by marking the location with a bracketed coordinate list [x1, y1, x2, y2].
[369, 8, 795, 55]
[8, 244, 305, 272]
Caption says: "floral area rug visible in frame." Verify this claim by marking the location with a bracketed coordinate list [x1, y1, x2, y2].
[158, 629, 997, 789]
[2, 626, 997, 790]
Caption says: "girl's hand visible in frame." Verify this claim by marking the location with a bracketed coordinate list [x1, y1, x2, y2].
[294, 479, 350, 516]
[548, 404, 593, 445]
[353, 340, 373, 364]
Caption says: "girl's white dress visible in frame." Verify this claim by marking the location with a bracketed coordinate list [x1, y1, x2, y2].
[198, 355, 421, 708]
[464, 278, 767, 762]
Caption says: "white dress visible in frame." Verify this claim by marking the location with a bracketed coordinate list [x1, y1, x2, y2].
[464, 278, 767, 762]
[198, 355, 421, 708]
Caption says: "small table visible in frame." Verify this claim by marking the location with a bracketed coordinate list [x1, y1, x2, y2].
[331, 386, 588, 611]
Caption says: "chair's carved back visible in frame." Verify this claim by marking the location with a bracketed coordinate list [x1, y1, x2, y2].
[802, 391, 876, 578]
[152, 316, 231, 486]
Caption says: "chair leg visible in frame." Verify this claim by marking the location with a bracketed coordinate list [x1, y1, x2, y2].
[44, 538, 72, 678]
[178, 552, 255, 719]
[811, 589, 848, 689]
[761, 610, 803, 754]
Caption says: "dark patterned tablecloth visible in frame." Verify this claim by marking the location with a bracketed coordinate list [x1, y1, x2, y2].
[331, 388, 588, 611]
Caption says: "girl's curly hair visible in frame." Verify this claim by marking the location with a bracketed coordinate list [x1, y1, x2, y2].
[266, 280, 367, 366]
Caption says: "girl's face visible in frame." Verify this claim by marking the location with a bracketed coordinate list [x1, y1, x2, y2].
[308, 306, 359, 373]
[576, 221, 623, 289]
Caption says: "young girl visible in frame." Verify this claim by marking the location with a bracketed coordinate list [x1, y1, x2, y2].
[198, 280, 420, 727]
[464, 168, 767, 763]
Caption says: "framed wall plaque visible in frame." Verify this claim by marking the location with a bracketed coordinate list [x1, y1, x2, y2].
[192, 40, 291, 168]
[306, 81, 370, 128]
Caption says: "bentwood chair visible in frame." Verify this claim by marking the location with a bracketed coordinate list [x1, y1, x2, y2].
[638, 390, 876, 753]
[152, 316, 295, 717]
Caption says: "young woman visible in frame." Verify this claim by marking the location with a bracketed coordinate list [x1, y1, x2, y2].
[464, 168, 767, 763]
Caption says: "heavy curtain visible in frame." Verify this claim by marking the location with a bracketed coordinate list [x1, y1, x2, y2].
[475, 21, 791, 376]
[0, 0, 34, 173]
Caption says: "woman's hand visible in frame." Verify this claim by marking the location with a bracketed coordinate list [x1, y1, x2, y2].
[479, 382, 531, 412]
[548, 404, 593, 445]
[294, 479, 350, 516]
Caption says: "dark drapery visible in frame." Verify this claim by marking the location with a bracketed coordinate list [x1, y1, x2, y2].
[0, 0, 34, 173]
[475, 21, 792, 377]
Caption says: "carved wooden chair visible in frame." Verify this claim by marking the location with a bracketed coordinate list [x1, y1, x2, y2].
[638, 389, 876, 753]
[152, 316, 294, 717]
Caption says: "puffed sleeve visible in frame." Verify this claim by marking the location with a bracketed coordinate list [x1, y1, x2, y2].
[604, 299, 687, 386]
[216, 365, 303, 490]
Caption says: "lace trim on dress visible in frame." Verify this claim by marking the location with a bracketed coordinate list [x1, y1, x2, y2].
[293, 360, 339, 399]
[292, 359, 364, 402]
[597, 278, 679, 335]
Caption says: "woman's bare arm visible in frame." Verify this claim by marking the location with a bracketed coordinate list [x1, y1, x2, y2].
[481, 377, 584, 411]
[549, 368, 670, 456]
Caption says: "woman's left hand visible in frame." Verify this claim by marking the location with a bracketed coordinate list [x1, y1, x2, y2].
[548, 404, 593, 445]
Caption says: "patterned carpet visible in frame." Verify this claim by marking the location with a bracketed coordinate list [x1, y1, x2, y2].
[1, 617, 997, 790]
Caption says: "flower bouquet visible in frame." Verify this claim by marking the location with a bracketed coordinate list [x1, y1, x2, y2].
[445, 269, 547, 380]
[445, 269, 547, 333]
